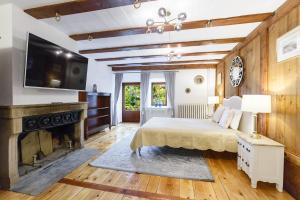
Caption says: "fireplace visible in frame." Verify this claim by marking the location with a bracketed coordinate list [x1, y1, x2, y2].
[0, 103, 87, 189]
[18, 110, 82, 176]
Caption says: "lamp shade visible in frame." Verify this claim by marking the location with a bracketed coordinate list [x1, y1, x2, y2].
[208, 96, 219, 105]
[241, 95, 271, 113]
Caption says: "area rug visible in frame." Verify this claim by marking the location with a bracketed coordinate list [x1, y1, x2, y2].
[12, 148, 98, 196]
[90, 135, 214, 181]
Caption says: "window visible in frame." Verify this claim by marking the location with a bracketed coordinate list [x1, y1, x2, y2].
[151, 82, 167, 106]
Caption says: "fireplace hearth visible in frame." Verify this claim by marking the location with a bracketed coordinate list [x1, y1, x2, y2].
[0, 103, 87, 189]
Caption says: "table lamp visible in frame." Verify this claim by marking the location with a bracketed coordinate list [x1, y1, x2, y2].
[208, 96, 219, 105]
[241, 95, 271, 139]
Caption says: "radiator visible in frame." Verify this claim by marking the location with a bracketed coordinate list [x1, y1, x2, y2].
[178, 104, 208, 119]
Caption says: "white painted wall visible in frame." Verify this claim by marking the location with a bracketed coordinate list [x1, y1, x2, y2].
[0, 4, 113, 106]
[174, 69, 215, 116]
[86, 60, 113, 93]
[0, 4, 13, 105]
[115, 69, 216, 123]
[11, 5, 79, 105]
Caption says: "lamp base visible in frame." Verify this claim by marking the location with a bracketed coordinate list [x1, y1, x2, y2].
[250, 133, 261, 139]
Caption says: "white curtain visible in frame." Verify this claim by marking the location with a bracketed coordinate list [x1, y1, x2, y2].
[164, 71, 176, 117]
[112, 73, 123, 126]
[140, 72, 150, 125]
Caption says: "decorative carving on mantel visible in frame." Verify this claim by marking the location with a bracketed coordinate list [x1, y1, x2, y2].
[23, 111, 81, 132]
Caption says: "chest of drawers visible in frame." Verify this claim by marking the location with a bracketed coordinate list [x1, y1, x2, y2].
[237, 133, 284, 192]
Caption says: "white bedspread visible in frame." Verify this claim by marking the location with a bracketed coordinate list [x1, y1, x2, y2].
[130, 117, 240, 152]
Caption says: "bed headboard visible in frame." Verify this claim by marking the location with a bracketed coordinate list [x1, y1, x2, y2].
[223, 96, 253, 134]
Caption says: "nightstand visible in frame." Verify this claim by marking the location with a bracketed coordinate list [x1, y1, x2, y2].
[237, 133, 284, 192]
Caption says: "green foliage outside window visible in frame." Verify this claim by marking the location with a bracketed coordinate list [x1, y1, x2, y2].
[124, 85, 140, 111]
[152, 82, 167, 106]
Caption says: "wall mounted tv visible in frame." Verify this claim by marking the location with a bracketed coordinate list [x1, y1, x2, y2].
[24, 33, 88, 91]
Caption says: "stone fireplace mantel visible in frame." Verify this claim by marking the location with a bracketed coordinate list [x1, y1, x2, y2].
[0, 102, 87, 189]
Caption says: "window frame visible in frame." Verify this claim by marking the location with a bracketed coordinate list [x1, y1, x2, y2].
[151, 82, 167, 107]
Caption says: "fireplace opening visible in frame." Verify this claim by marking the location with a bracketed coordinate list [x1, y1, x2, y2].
[18, 124, 77, 176]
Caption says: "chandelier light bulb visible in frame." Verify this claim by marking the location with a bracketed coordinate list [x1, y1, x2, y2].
[178, 12, 187, 21]
[174, 23, 182, 31]
[146, 19, 154, 26]
[158, 7, 168, 17]
[157, 25, 165, 34]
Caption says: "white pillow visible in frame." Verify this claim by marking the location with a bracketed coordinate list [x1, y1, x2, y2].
[230, 109, 243, 130]
[218, 108, 234, 128]
[212, 105, 225, 123]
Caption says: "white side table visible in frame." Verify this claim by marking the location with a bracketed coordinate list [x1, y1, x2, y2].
[237, 133, 284, 192]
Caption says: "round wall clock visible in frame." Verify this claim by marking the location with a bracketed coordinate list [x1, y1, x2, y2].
[229, 56, 244, 87]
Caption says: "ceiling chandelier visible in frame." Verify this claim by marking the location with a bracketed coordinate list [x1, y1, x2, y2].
[146, 7, 187, 34]
[167, 50, 181, 61]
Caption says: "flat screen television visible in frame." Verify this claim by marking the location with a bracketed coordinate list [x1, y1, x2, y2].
[24, 33, 88, 91]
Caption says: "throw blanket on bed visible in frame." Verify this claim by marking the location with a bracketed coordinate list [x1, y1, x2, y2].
[130, 117, 240, 153]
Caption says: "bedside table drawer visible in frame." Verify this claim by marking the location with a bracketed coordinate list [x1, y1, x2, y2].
[238, 139, 252, 158]
[237, 139, 252, 176]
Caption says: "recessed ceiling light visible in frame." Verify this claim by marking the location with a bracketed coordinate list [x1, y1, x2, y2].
[88, 35, 93, 41]
[55, 12, 61, 22]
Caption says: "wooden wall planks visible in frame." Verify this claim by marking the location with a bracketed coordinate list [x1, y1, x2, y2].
[216, 62, 225, 102]
[268, 5, 300, 199]
[215, 2, 300, 199]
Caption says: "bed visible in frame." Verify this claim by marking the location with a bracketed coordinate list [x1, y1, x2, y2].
[130, 96, 252, 153]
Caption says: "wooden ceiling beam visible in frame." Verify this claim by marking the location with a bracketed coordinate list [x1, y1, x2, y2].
[80, 37, 245, 54]
[112, 64, 216, 71]
[70, 13, 272, 40]
[24, 0, 157, 19]
[95, 51, 230, 61]
[108, 59, 221, 67]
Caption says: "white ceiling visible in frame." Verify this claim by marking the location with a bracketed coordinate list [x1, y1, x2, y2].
[2, 0, 287, 66]
[42, 0, 285, 34]
[0, 0, 71, 9]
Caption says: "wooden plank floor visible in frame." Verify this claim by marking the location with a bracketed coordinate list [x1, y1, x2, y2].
[0, 123, 295, 200]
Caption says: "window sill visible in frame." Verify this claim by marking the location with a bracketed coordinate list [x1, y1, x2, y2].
[146, 106, 171, 109]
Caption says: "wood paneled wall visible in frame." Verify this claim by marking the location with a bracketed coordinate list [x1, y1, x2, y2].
[215, 1, 300, 199]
